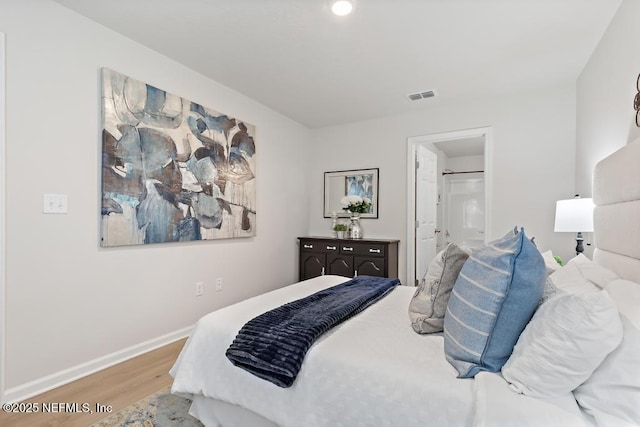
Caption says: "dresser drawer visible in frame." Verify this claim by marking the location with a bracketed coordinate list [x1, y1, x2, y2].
[340, 242, 385, 257]
[300, 240, 338, 253]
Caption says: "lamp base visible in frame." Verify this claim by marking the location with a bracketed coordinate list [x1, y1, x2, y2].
[575, 232, 584, 255]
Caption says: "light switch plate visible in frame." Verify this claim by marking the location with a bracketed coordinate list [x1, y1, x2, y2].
[43, 194, 68, 214]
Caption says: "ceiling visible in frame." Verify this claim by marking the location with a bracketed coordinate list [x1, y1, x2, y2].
[435, 136, 484, 158]
[54, 0, 622, 128]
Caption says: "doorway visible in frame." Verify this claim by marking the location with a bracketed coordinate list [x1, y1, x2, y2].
[406, 127, 491, 287]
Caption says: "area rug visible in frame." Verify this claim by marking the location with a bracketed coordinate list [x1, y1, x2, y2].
[90, 386, 203, 427]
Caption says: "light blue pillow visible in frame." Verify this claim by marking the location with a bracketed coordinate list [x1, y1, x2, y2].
[443, 227, 545, 378]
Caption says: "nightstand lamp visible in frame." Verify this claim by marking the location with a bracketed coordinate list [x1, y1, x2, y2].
[554, 195, 594, 255]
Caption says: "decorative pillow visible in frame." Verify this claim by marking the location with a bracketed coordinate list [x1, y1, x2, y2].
[501, 289, 623, 398]
[573, 280, 640, 426]
[443, 227, 545, 378]
[539, 276, 557, 306]
[539, 250, 562, 305]
[409, 243, 469, 334]
[541, 250, 562, 273]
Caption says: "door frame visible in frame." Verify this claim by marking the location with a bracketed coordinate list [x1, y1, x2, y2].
[406, 126, 492, 287]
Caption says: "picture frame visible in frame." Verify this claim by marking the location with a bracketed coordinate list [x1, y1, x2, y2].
[323, 168, 379, 218]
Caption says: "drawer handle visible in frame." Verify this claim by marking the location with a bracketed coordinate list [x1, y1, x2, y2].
[342, 246, 354, 251]
[303, 244, 313, 249]
[326, 245, 337, 250]
[369, 249, 381, 254]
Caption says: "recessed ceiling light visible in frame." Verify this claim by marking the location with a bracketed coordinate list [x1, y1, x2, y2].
[331, 1, 353, 16]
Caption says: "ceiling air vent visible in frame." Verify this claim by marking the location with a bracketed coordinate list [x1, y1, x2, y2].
[407, 90, 436, 102]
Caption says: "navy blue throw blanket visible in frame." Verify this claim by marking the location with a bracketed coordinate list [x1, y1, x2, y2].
[225, 275, 400, 387]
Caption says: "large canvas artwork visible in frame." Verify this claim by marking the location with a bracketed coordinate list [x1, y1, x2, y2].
[100, 68, 256, 247]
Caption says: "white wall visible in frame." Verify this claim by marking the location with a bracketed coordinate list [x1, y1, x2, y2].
[0, 0, 311, 401]
[576, 0, 640, 199]
[309, 84, 578, 281]
[576, 0, 640, 260]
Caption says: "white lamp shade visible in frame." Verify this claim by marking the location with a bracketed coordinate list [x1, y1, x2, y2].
[554, 198, 594, 232]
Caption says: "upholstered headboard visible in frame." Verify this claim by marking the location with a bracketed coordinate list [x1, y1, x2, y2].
[592, 139, 640, 283]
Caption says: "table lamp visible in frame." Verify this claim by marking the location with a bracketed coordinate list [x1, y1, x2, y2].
[554, 195, 594, 255]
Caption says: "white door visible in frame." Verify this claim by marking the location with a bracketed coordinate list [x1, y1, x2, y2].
[415, 145, 438, 285]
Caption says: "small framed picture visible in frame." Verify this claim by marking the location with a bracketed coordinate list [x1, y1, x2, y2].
[324, 168, 379, 218]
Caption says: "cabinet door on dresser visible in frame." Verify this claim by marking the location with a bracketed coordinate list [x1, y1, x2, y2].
[299, 251, 326, 281]
[354, 257, 385, 277]
[327, 253, 353, 277]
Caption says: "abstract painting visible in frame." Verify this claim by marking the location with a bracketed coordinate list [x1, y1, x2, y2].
[346, 173, 375, 213]
[100, 68, 256, 247]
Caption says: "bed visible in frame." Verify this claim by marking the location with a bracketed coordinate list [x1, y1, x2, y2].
[170, 140, 640, 427]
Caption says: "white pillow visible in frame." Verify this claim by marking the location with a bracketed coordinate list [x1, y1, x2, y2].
[548, 261, 598, 294]
[501, 288, 623, 398]
[569, 254, 619, 288]
[573, 280, 640, 426]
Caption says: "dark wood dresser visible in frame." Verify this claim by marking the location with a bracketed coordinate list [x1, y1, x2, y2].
[298, 237, 399, 281]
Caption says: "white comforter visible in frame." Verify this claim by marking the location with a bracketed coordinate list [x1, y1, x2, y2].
[170, 275, 589, 427]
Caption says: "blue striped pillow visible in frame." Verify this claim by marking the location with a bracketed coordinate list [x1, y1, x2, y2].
[443, 227, 545, 378]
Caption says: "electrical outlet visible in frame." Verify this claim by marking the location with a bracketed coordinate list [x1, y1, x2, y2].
[195, 281, 204, 296]
[215, 278, 223, 292]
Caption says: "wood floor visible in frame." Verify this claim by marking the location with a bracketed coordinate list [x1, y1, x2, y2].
[0, 338, 187, 427]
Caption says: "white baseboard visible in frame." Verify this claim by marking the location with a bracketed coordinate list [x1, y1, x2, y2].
[2, 326, 192, 404]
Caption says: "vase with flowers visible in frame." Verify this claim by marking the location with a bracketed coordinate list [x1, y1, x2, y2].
[340, 195, 372, 239]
